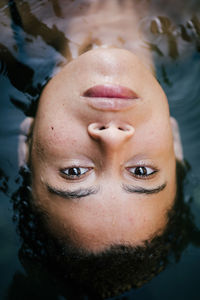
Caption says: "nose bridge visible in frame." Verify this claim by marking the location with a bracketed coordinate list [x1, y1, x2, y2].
[88, 121, 135, 150]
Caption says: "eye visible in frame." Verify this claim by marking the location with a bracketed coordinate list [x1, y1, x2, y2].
[127, 166, 157, 178]
[60, 167, 90, 179]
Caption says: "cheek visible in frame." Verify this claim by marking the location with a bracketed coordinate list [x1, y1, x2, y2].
[33, 121, 83, 158]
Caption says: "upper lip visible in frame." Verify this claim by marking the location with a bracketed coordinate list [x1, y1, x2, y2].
[82, 84, 140, 111]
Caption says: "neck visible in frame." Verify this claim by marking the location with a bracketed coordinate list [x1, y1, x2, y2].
[55, 0, 154, 72]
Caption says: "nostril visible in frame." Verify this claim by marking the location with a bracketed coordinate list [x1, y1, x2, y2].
[99, 126, 106, 130]
[118, 127, 130, 131]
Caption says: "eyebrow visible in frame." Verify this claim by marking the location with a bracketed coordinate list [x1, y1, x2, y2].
[122, 182, 167, 194]
[47, 184, 99, 199]
[46, 182, 167, 200]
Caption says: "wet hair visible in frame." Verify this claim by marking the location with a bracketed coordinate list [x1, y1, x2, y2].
[10, 160, 200, 299]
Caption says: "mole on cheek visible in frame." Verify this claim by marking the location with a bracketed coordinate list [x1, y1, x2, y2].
[51, 126, 54, 130]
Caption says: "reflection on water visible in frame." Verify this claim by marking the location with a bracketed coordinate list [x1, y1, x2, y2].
[0, 0, 200, 299]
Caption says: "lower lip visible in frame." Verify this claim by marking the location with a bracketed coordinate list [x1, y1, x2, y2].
[83, 84, 139, 111]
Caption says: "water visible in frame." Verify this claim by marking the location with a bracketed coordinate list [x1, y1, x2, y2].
[0, 0, 200, 299]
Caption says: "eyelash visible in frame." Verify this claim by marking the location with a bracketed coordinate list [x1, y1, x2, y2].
[126, 166, 158, 178]
[60, 166, 158, 180]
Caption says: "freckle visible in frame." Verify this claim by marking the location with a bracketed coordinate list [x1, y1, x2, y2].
[51, 126, 54, 130]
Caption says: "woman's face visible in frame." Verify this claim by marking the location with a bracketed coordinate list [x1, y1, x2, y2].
[31, 48, 176, 253]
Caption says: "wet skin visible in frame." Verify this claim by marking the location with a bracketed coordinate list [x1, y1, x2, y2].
[30, 48, 176, 253]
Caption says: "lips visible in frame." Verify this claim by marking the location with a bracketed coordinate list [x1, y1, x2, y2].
[83, 84, 138, 99]
[83, 84, 139, 111]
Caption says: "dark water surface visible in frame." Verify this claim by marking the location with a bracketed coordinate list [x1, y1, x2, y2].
[0, 0, 200, 299]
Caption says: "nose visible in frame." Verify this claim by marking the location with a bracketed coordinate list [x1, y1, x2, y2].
[88, 122, 135, 150]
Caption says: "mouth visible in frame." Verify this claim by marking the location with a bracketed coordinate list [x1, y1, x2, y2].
[83, 84, 138, 99]
[83, 84, 140, 111]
